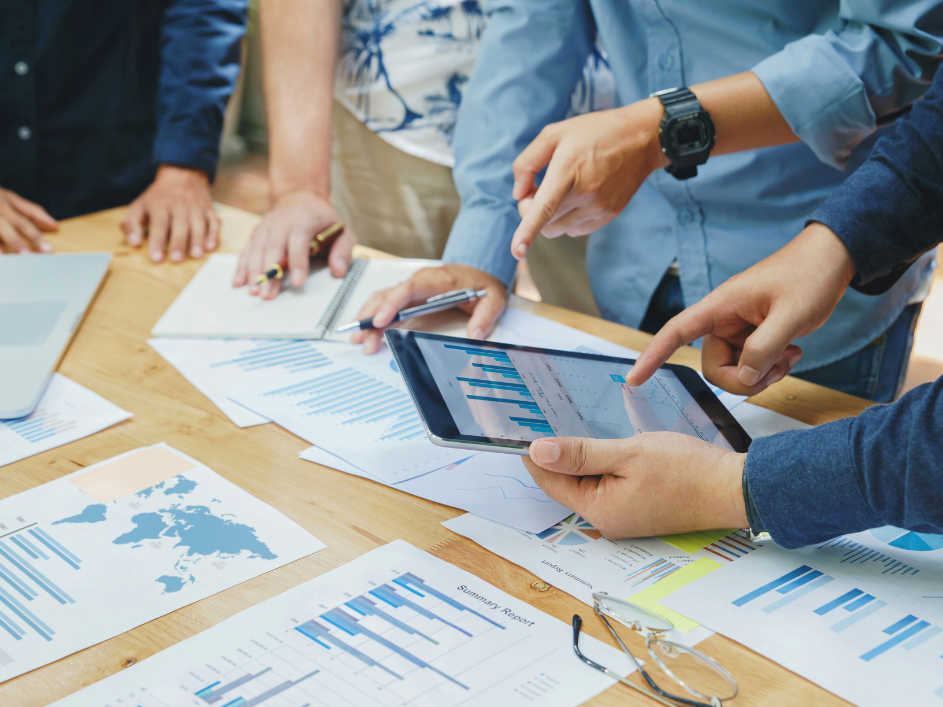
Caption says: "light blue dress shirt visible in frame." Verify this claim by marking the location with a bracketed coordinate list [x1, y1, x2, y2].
[444, 0, 942, 371]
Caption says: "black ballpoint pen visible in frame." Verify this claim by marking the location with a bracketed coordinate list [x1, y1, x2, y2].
[333, 289, 488, 333]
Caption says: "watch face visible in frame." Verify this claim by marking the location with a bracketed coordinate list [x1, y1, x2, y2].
[671, 116, 709, 153]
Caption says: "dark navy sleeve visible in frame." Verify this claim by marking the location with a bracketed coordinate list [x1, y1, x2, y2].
[745, 378, 943, 548]
[153, 0, 247, 180]
[808, 68, 943, 295]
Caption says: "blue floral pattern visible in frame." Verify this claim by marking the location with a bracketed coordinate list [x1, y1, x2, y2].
[336, 0, 614, 167]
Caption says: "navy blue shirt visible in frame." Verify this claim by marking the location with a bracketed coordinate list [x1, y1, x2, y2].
[0, 0, 246, 220]
[746, 68, 943, 548]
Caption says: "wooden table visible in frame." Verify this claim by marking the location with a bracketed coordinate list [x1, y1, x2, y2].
[2, 206, 870, 706]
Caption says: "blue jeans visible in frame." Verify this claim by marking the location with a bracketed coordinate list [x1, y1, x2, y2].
[639, 273, 921, 403]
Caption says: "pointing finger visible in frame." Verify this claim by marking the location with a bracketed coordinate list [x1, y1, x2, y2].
[510, 158, 574, 260]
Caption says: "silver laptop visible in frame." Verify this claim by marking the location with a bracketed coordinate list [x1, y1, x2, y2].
[0, 253, 111, 419]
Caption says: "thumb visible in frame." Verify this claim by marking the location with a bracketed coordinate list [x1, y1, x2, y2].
[466, 286, 508, 340]
[11, 194, 58, 232]
[512, 129, 558, 201]
[529, 437, 635, 476]
[328, 228, 355, 278]
[736, 307, 808, 387]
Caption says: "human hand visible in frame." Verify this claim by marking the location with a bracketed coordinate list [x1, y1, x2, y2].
[508, 99, 669, 260]
[523, 433, 747, 539]
[0, 186, 58, 253]
[233, 190, 355, 298]
[351, 264, 507, 354]
[625, 223, 857, 396]
[121, 165, 219, 264]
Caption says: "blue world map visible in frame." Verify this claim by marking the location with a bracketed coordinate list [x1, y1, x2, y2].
[53, 474, 276, 593]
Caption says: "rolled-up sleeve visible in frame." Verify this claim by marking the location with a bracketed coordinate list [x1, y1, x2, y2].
[444, 0, 595, 286]
[153, 0, 247, 180]
[752, 1, 943, 170]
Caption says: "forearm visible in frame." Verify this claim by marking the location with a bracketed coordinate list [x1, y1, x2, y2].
[746, 379, 943, 548]
[261, 0, 340, 201]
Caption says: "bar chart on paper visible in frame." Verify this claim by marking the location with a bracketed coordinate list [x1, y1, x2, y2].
[662, 543, 943, 707]
[0, 374, 130, 467]
[231, 352, 468, 483]
[149, 338, 343, 427]
[51, 541, 629, 707]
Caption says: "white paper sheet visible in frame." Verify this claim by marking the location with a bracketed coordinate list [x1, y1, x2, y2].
[662, 531, 943, 707]
[149, 338, 352, 428]
[231, 347, 470, 484]
[0, 443, 326, 682]
[300, 447, 571, 533]
[51, 540, 634, 707]
[0, 374, 131, 468]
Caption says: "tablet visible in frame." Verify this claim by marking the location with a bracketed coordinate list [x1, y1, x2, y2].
[386, 330, 752, 455]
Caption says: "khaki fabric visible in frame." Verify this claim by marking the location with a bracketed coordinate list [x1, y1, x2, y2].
[331, 101, 599, 316]
[525, 234, 601, 317]
[331, 102, 458, 259]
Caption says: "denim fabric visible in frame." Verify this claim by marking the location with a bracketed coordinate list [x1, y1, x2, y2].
[746, 377, 943, 549]
[793, 303, 922, 403]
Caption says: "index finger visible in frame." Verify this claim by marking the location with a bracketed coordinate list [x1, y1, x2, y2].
[625, 305, 716, 385]
[509, 160, 573, 260]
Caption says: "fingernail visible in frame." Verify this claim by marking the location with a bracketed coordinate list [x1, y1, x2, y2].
[291, 271, 305, 287]
[191, 246, 203, 258]
[765, 368, 785, 387]
[206, 240, 217, 250]
[738, 366, 761, 387]
[128, 231, 142, 246]
[151, 250, 164, 262]
[531, 440, 560, 465]
[470, 327, 484, 340]
[19, 247, 30, 254]
[788, 352, 802, 370]
[512, 180, 521, 198]
[517, 243, 529, 259]
[171, 250, 183, 263]
[40, 242, 52, 252]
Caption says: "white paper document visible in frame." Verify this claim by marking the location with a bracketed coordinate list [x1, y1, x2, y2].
[149, 338, 351, 428]
[0, 443, 326, 682]
[0, 374, 131, 468]
[231, 347, 469, 483]
[662, 529, 943, 706]
[151, 254, 437, 340]
[52, 540, 633, 707]
[300, 447, 571, 533]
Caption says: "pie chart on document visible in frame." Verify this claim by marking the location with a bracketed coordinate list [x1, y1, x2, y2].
[869, 526, 943, 552]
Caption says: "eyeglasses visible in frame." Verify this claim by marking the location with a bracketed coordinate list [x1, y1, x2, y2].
[572, 592, 737, 707]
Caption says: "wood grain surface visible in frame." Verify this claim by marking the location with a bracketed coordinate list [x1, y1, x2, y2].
[0, 205, 869, 706]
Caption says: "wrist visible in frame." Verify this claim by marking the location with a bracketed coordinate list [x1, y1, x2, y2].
[621, 98, 671, 175]
[155, 164, 209, 187]
[800, 222, 858, 287]
[270, 187, 333, 210]
[714, 451, 749, 529]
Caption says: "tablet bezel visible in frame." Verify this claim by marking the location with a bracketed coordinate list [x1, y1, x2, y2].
[386, 329, 752, 454]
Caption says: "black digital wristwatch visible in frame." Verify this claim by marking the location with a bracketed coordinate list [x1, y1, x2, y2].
[650, 87, 716, 180]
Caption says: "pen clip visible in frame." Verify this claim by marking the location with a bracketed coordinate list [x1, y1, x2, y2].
[426, 288, 475, 304]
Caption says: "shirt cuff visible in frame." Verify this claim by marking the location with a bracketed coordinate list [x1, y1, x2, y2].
[744, 419, 880, 549]
[752, 34, 876, 170]
[152, 127, 221, 182]
[442, 203, 522, 286]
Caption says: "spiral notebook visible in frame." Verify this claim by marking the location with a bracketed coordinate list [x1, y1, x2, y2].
[151, 253, 438, 341]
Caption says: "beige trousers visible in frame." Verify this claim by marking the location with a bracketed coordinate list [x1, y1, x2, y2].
[330, 101, 599, 316]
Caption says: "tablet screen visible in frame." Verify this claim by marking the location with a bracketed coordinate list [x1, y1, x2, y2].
[414, 337, 735, 450]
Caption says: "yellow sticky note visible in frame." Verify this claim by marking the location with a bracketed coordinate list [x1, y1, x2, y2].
[657, 529, 736, 554]
[627, 558, 723, 633]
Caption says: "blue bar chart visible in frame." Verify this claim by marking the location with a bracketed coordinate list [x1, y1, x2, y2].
[0, 524, 82, 644]
[446, 346, 556, 437]
[210, 340, 332, 375]
[2, 410, 78, 445]
[264, 367, 426, 442]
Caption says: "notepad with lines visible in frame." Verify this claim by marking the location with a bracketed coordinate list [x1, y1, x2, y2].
[151, 253, 437, 341]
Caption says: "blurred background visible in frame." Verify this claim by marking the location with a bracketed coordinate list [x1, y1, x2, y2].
[210, 1, 942, 398]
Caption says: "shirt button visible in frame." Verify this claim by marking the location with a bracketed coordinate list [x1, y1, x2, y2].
[13, 61, 28, 76]
[17, 126, 31, 140]
[678, 208, 694, 224]
[658, 54, 674, 71]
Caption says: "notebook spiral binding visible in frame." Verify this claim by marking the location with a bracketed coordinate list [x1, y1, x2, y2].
[313, 257, 368, 339]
